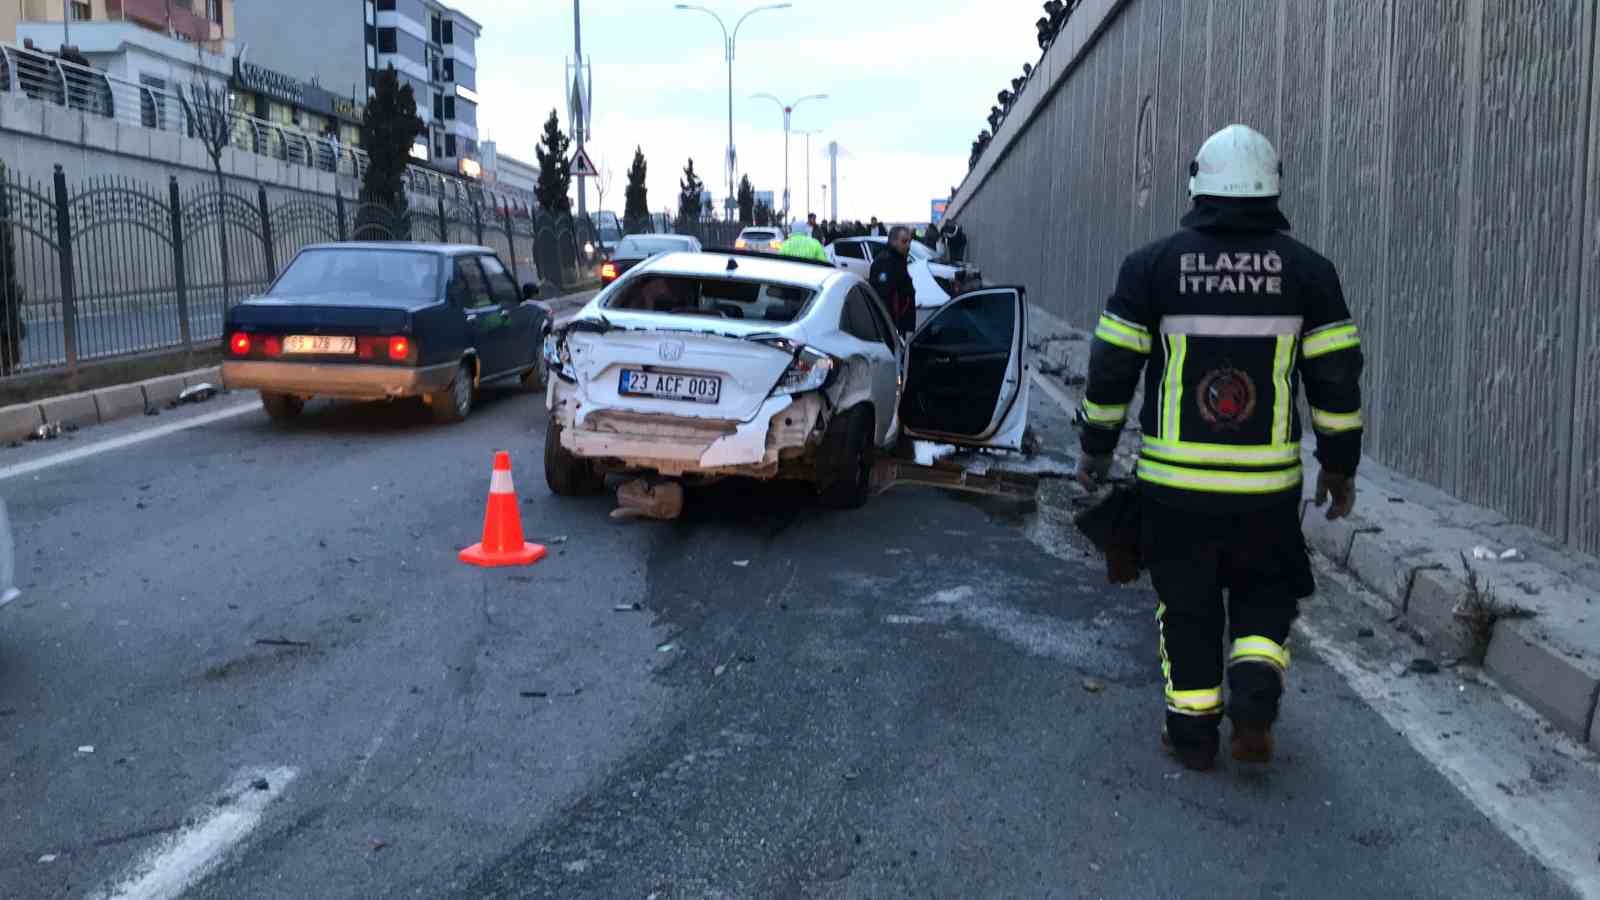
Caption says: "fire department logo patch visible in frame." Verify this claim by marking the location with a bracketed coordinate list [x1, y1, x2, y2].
[1196, 367, 1257, 429]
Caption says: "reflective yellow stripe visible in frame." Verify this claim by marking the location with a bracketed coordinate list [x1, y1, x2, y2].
[1272, 335, 1295, 445]
[1157, 601, 1171, 686]
[1230, 635, 1291, 670]
[1310, 406, 1363, 434]
[1302, 323, 1360, 358]
[1094, 313, 1152, 354]
[1165, 686, 1224, 716]
[1081, 398, 1128, 428]
[1161, 334, 1186, 440]
[1137, 458, 1303, 494]
[1140, 437, 1301, 468]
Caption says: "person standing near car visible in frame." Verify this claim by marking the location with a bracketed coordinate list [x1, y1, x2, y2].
[870, 225, 918, 335]
[1076, 124, 1364, 773]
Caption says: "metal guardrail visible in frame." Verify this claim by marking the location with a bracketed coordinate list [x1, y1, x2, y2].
[0, 41, 496, 205]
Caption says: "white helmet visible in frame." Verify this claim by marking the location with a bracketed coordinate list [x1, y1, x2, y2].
[1188, 124, 1281, 198]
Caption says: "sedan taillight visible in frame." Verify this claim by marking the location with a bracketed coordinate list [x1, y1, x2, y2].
[600, 262, 618, 282]
[229, 332, 250, 356]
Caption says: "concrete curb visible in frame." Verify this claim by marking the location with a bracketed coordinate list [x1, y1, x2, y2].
[1300, 469, 1600, 752]
[0, 365, 223, 444]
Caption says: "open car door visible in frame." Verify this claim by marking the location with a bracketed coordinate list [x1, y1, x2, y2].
[897, 285, 1029, 450]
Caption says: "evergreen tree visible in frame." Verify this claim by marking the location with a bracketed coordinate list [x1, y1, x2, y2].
[358, 66, 422, 238]
[676, 158, 704, 228]
[737, 175, 755, 225]
[534, 109, 573, 217]
[754, 201, 774, 227]
[623, 146, 649, 232]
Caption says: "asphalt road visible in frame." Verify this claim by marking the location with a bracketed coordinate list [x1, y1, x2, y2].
[0, 377, 1585, 898]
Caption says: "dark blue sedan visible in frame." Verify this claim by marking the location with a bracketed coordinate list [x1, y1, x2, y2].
[221, 243, 548, 424]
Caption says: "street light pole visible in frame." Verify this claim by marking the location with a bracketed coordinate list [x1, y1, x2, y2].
[675, 3, 792, 220]
[751, 92, 825, 224]
[796, 128, 822, 219]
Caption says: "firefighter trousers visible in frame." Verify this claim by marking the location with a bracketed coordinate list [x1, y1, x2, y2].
[1141, 495, 1315, 748]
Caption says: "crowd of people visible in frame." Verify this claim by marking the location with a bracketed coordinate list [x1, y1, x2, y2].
[969, 1, 1083, 171]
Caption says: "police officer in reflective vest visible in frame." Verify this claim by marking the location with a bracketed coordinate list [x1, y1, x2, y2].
[1076, 124, 1363, 771]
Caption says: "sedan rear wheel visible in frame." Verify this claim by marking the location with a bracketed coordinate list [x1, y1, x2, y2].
[818, 406, 875, 510]
[544, 419, 604, 496]
[260, 392, 304, 423]
[429, 362, 474, 424]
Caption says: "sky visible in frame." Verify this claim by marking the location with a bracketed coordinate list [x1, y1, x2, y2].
[449, 0, 1045, 224]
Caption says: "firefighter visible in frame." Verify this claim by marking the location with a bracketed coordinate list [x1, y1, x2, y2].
[1075, 124, 1363, 771]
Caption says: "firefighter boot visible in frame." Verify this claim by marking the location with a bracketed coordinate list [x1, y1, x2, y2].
[1227, 661, 1283, 764]
[1162, 713, 1221, 772]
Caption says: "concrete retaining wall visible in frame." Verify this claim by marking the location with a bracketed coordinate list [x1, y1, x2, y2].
[947, 0, 1600, 555]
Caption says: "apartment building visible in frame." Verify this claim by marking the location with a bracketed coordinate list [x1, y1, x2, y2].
[235, 0, 482, 177]
[3, 0, 233, 50]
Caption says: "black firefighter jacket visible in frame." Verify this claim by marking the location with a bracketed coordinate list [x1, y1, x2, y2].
[1079, 198, 1365, 512]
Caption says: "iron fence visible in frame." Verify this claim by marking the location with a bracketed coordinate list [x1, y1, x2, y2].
[0, 164, 607, 382]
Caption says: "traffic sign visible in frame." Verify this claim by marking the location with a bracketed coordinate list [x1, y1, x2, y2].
[570, 147, 599, 178]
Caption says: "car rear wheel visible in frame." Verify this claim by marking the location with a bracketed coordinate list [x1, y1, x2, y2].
[429, 362, 474, 424]
[260, 392, 304, 422]
[818, 405, 875, 510]
[544, 419, 605, 496]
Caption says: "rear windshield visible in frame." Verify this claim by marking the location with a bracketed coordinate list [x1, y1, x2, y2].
[272, 249, 440, 303]
[617, 237, 693, 256]
[602, 274, 815, 323]
[741, 230, 779, 241]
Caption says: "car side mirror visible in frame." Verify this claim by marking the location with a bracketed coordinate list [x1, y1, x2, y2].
[522, 281, 541, 300]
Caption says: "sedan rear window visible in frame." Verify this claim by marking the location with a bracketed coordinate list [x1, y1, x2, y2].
[740, 230, 778, 241]
[603, 275, 815, 323]
[272, 249, 440, 303]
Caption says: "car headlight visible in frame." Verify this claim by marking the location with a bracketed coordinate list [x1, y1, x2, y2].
[771, 346, 836, 396]
[584, 241, 595, 256]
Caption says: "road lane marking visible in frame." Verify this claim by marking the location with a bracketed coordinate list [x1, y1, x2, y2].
[0, 403, 256, 483]
[91, 766, 298, 900]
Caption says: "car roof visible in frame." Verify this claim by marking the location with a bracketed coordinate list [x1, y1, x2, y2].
[737, 227, 780, 234]
[635, 250, 842, 290]
[620, 233, 696, 241]
[299, 242, 494, 256]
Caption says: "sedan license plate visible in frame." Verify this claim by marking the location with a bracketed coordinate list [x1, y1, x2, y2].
[283, 335, 355, 355]
[618, 369, 721, 404]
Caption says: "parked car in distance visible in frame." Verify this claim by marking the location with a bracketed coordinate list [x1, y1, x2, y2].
[543, 250, 1028, 508]
[222, 243, 548, 425]
[602, 234, 704, 285]
[733, 227, 785, 253]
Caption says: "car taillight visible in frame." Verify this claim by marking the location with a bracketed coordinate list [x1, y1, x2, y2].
[229, 332, 250, 356]
[763, 343, 836, 396]
[388, 336, 411, 361]
[734, 239, 748, 249]
[769, 241, 783, 251]
[600, 262, 618, 281]
[262, 336, 282, 357]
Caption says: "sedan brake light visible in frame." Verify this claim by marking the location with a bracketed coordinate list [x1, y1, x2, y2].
[734, 239, 748, 249]
[262, 336, 282, 357]
[229, 332, 250, 356]
[600, 262, 618, 282]
[388, 336, 411, 361]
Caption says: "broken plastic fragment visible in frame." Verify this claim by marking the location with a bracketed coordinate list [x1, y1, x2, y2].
[77, 745, 94, 754]
[1470, 546, 1496, 561]
[733, 560, 750, 568]
[1499, 548, 1524, 561]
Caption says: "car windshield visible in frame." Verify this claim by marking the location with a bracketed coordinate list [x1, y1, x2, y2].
[617, 237, 693, 257]
[908, 242, 934, 260]
[602, 274, 815, 323]
[271, 249, 440, 303]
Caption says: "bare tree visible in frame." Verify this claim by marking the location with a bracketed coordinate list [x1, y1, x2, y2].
[595, 158, 614, 213]
[177, 56, 237, 303]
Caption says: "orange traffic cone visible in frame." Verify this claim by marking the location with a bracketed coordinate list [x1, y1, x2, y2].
[459, 451, 547, 568]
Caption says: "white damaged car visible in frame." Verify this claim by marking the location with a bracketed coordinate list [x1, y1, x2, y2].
[542, 249, 1028, 508]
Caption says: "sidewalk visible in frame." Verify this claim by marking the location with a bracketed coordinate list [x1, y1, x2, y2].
[0, 282, 604, 445]
[1027, 304, 1600, 752]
